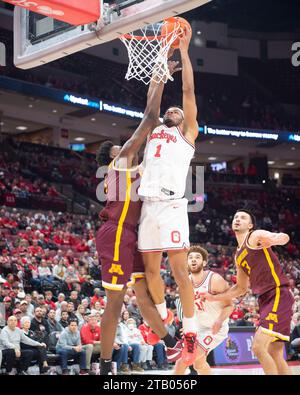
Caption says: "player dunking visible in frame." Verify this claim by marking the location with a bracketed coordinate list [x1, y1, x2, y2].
[174, 246, 233, 374]
[96, 61, 181, 375]
[138, 28, 199, 364]
[205, 209, 295, 375]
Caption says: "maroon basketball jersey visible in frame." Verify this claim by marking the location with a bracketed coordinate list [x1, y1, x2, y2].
[235, 232, 289, 295]
[99, 161, 142, 228]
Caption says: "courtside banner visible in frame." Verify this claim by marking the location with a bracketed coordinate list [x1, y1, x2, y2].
[2, 0, 100, 25]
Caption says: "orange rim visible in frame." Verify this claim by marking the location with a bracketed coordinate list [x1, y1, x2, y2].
[121, 33, 164, 41]
[121, 17, 181, 41]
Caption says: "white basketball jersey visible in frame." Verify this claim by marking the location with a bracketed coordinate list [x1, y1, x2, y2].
[192, 271, 229, 329]
[138, 124, 194, 200]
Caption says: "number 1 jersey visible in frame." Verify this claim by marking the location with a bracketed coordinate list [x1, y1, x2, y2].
[138, 124, 195, 200]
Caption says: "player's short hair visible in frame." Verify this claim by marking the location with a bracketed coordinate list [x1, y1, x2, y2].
[96, 140, 114, 166]
[188, 245, 208, 263]
[236, 208, 256, 228]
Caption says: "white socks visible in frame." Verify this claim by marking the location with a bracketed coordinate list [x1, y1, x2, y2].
[155, 301, 168, 321]
[182, 316, 197, 334]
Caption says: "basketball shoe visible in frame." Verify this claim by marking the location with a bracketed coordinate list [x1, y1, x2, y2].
[181, 332, 197, 365]
[166, 339, 183, 363]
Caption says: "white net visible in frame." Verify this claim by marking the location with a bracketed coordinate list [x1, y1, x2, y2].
[120, 21, 182, 85]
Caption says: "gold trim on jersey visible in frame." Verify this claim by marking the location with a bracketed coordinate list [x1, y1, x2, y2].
[102, 281, 124, 291]
[113, 170, 132, 263]
[263, 248, 281, 331]
[127, 273, 146, 287]
[236, 248, 248, 265]
[105, 169, 132, 288]
[235, 248, 251, 275]
[260, 327, 289, 342]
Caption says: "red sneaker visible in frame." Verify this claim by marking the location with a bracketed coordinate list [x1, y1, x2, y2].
[166, 340, 183, 363]
[163, 309, 174, 325]
[181, 332, 197, 365]
[147, 329, 160, 346]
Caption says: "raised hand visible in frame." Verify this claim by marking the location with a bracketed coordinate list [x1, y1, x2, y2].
[168, 60, 182, 76]
[179, 28, 192, 52]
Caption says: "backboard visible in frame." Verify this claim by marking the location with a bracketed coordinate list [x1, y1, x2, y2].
[14, 0, 212, 69]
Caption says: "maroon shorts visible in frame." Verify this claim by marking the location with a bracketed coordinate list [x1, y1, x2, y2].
[258, 286, 294, 341]
[96, 221, 145, 291]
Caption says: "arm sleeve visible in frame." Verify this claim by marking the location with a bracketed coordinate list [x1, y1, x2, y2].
[20, 330, 42, 347]
[0, 329, 16, 349]
[57, 331, 73, 350]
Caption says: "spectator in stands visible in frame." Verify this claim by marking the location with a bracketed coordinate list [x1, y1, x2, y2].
[55, 300, 68, 322]
[69, 290, 80, 310]
[25, 294, 35, 315]
[37, 259, 55, 289]
[75, 304, 86, 329]
[53, 258, 67, 283]
[13, 309, 22, 328]
[30, 307, 50, 346]
[44, 291, 56, 310]
[60, 276, 74, 298]
[55, 293, 66, 309]
[59, 311, 70, 329]
[138, 320, 167, 370]
[127, 296, 142, 327]
[47, 309, 63, 333]
[3, 296, 13, 321]
[0, 316, 44, 375]
[20, 300, 33, 318]
[20, 316, 50, 374]
[56, 318, 89, 375]
[112, 320, 132, 374]
[90, 288, 105, 308]
[230, 304, 245, 322]
[67, 302, 77, 321]
[125, 318, 148, 372]
[80, 313, 101, 372]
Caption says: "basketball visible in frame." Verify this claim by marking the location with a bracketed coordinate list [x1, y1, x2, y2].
[161, 17, 192, 49]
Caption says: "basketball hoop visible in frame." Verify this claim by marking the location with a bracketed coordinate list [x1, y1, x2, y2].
[120, 17, 184, 85]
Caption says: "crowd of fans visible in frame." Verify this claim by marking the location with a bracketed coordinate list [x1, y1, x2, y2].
[1, 20, 300, 373]
[0, 201, 300, 374]
[0, 149, 66, 211]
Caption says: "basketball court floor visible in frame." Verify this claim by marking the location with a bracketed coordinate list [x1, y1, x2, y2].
[142, 361, 300, 375]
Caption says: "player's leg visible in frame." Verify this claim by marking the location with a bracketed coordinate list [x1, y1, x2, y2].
[138, 202, 168, 321]
[174, 358, 189, 375]
[142, 251, 168, 319]
[168, 250, 197, 365]
[193, 349, 211, 375]
[100, 288, 127, 374]
[168, 250, 194, 319]
[252, 327, 278, 374]
[162, 199, 195, 326]
[133, 278, 178, 349]
[134, 278, 168, 338]
[268, 341, 292, 375]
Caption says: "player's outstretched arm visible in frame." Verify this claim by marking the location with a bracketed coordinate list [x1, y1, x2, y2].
[210, 274, 234, 334]
[248, 230, 290, 249]
[205, 266, 249, 302]
[118, 60, 181, 165]
[179, 29, 198, 144]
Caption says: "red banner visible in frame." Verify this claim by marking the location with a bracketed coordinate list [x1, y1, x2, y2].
[2, 0, 100, 26]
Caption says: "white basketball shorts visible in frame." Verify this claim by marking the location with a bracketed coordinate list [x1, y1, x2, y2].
[197, 325, 229, 354]
[138, 198, 190, 252]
